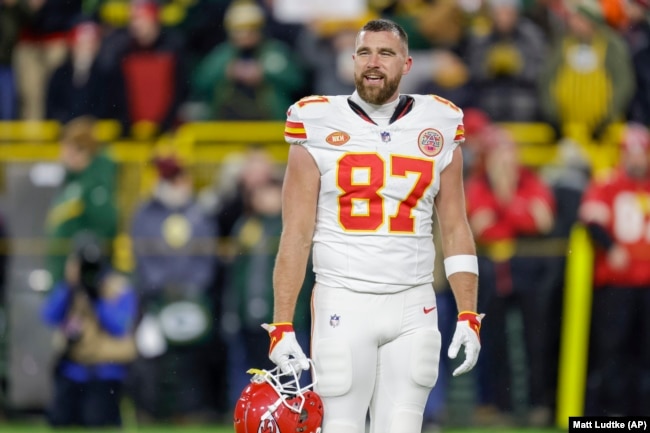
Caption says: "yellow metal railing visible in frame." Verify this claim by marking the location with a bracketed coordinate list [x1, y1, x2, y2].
[0, 119, 626, 167]
[0, 120, 622, 424]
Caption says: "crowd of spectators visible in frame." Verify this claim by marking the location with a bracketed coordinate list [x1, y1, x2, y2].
[0, 0, 649, 429]
[0, 0, 646, 133]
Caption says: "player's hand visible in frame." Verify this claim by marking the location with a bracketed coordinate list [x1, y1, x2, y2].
[261, 322, 310, 374]
[448, 311, 485, 377]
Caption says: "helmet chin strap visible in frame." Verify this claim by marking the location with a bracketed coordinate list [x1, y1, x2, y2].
[262, 397, 285, 418]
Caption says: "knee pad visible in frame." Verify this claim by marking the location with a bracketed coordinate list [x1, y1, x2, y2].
[313, 338, 352, 397]
[409, 329, 441, 388]
[386, 409, 423, 433]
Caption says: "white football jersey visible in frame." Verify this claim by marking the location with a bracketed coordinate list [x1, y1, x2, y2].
[284, 94, 465, 293]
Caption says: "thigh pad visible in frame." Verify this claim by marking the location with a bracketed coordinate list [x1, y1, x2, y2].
[409, 329, 441, 388]
[314, 338, 352, 397]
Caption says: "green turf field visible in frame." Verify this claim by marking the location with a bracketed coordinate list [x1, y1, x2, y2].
[0, 424, 566, 433]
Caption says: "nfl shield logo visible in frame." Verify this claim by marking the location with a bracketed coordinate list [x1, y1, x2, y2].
[380, 131, 391, 143]
[330, 314, 340, 328]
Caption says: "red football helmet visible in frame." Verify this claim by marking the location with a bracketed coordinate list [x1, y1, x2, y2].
[233, 362, 323, 433]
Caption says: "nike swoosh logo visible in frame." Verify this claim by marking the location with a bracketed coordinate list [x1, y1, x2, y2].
[423, 306, 436, 314]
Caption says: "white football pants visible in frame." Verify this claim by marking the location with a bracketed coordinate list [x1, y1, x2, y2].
[311, 283, 442, 433]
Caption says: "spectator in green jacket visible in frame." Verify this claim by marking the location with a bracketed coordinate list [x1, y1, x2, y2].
[45, 115, 118, 287]
[190, 0, 307, 120]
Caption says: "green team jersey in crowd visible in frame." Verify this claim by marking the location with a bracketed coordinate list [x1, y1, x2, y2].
[45, 151, 118, 287]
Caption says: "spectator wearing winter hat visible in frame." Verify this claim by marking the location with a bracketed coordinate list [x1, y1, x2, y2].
[190, 0, 307, 120]
[128, 153, 221, 423]
[101, 0, 188, 136]
[131, 154, 217, 302]
[414, 49, 476, 115]
[465, 0, 548, 122]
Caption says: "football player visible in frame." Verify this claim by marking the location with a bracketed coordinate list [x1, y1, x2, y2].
[265, 18, 483, 433]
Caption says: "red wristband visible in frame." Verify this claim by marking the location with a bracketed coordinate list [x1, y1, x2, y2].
[458, 311, 483, 336]
[267, 322, 294, 353]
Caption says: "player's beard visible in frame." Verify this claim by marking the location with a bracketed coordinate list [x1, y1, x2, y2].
[355, 70, 401, 105]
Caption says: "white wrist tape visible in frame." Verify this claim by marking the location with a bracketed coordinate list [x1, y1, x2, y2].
[444, 254, 479, 278]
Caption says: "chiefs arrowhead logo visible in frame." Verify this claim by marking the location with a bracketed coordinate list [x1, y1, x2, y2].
[326, 131, 350, 146]
[259, 417, 279, 432]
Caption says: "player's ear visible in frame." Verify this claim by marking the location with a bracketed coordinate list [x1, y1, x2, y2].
[402, 56, 413, 76]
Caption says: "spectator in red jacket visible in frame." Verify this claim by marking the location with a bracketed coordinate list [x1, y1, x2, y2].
[465, 125, 556, 425]
[100, 0, 187, 136]
[579, 122, 650, 416]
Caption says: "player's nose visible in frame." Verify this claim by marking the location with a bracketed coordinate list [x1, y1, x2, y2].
[365, 52, 382, 68]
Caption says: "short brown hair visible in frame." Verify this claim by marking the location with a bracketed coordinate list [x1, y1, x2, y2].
[61, 116, 101, 154]
[359, 19, 409, 51]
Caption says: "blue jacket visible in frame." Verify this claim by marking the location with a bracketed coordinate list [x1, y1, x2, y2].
[131, 198, 217, 296]
[41, 277, 138, 382]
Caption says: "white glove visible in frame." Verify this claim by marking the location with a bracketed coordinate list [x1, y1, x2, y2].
[448, 311, 485, 377]
[262, 322, 310, 374]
